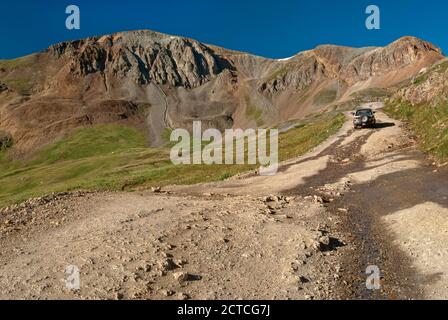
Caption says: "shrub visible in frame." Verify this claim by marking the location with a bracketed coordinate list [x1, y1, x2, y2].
[0, 131, 13, 150]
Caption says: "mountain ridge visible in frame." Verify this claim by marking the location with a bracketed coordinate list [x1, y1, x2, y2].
[0, 30, 444, 154]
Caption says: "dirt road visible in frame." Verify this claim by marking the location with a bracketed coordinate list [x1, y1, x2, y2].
[0, 107, 447, 300]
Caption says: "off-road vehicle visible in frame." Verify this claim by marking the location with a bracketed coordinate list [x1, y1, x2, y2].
[352, 108, 376, 129]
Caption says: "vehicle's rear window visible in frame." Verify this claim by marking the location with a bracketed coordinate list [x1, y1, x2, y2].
[356, 110, 372, 116]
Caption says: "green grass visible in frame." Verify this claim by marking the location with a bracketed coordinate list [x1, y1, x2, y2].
[31, 124, 147, 165]
[0, 113, 345, 208]
[413, 61, 448, 85]
[0, 131, 13, 151]
[217, 172, 233, 181]
[384, 100, 448, 163]
[279, 113, 345, 161]
[0, 55, 37, 95]
[1, 78, 33, 95]
[413, 75, 427, 86]
[245, 95, 264, 126]
[0, 55, 35, 71]
[161, 128, 173, 143]
[350, 88, 390, 99]
[265, 66, 289, 82]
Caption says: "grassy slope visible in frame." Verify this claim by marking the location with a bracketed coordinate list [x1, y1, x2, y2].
[244, 95, 264, 127]
[384, 100, 448, 163]
[0, 55, 37, 95]
[313, 89, 337, 106]
[412, 61, 448, 86]
[0, 113, 345, 207]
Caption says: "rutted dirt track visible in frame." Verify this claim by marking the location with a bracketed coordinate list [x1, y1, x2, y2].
[0, 108, 447, 300]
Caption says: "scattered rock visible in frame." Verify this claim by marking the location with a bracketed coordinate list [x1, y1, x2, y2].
[139, 264, 152, 272]
[173, 271, 190, 282]
[160, 289, 175, 297]
[262, 195, 277, 202]
[298, 276, 309, 284]
[175, 259, 188, 267]
[158, 258, 179, 271]
[203, 193, 214, 197]
[0, 82, 8, 92]
[177, 292, 190, 300]
[114, 292, 124, 300]
[318, 235, 331, 248]
[151, 186, 162, 193]
[312, 195, 331, 204]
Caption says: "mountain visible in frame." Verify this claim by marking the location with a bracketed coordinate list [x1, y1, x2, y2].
[0, 30, 444, 154]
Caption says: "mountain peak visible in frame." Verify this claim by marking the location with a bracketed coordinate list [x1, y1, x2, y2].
[390, 36, 442, 54]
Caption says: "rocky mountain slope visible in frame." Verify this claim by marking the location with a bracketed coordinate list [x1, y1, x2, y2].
[385, 58, 448, 164]
[392, 58, 448, 105]
[0, 30, 444, 154]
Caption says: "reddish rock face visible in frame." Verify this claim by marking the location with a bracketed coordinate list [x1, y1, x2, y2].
[340, 37, 442, 85]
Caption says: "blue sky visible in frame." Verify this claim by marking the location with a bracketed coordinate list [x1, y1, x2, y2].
[0, 0, 446, 59]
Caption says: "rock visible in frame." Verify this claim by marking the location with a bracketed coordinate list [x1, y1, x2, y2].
[173, 271, 190, 282]
[114, 292, 124, 300]
[263, 195, 280, 202]
[0, 82, 8, 92]
[160, 252, 172, 258]
[158, 258, 179, 271]
[298, 276, 309, 284]
[142, 264, 152, 272]
[177, 292, 190, 300]
[313, 195, 330, 204]
[319, 235, 331, 247]
[160, 289, 175, 297]
[151, 186, 162, 193]
[175, 259, 188, 267]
